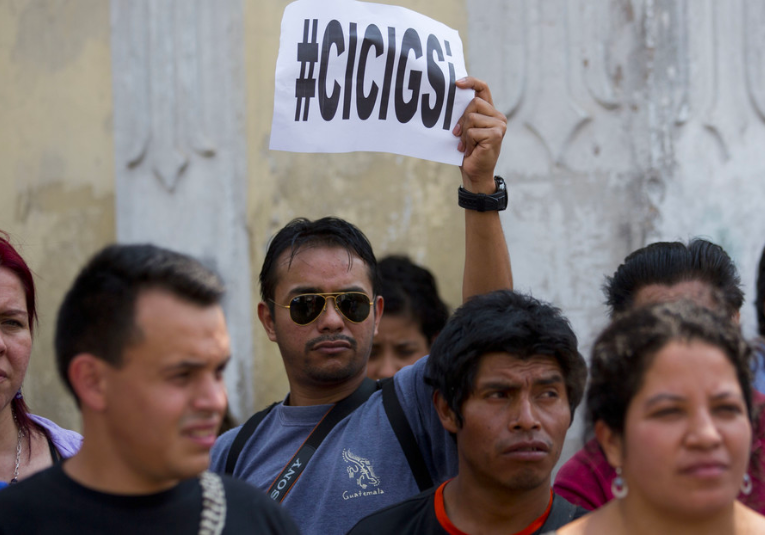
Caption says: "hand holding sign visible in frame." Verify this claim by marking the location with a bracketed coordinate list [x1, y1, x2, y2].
[270, 0, 473, 165]
[453, 77, 508, 194]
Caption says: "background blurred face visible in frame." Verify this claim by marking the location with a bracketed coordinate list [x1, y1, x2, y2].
[367, 313, 429, 379]
[440, 353, 570, 493]
[262, 246, 382, 389]
[615, 340, 751, 519]
[102, 290, 229, 488]
[0, 267, 32, 415]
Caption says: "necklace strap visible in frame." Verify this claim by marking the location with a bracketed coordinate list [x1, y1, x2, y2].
[198, 471, 227, 535]
[8, 407, 23, 485]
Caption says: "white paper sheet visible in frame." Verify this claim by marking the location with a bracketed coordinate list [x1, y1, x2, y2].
[269, 0, 471, 165]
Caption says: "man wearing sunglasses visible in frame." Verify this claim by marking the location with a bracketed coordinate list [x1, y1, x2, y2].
[210, 77, 513, 535]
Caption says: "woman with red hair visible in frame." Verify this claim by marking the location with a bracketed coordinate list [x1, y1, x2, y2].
[0, 232, 81, 487]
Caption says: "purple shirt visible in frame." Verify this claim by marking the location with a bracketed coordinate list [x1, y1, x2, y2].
[29, 414, 82, 458]
[553, 390, 765, 513]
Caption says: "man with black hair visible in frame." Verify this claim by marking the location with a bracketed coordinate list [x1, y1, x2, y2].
[367, 255, 449, 379]
[347, 290, 588, 535]
[555, 237, 765, 513]
[0, 244, 299, 535]
[211, 77, 513, 535]
[603, 238, 744, 319]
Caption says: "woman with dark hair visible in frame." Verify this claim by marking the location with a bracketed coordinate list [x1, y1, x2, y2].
[367, 255, 449, 379]
[0, 233, 81, 487]
[552, 300, 765, 534]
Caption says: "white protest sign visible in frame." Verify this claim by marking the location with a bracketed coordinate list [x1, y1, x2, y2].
[269, 0, 471, 165]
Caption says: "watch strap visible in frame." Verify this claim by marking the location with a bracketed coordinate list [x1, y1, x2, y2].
[458, 176, 508, 212]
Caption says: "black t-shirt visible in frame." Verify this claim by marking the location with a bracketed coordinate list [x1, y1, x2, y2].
[346, 482, 587, 535]
[0, 464, 299, 534]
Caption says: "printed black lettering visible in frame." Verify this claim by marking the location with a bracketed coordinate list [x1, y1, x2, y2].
[395, 28, 423, 123]
[319, 20, 345, 121]
[421, 34, 445, 128]
[342, 22, 358, 120]
[295, 19, 319, 121]
[442, 40, 457, 130]
[378, 27, 396, 120]
[356, 24, 384, 120]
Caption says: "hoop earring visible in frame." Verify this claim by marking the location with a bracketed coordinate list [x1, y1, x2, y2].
[742, 473, 753, 496]
[612, 467, 628, 499]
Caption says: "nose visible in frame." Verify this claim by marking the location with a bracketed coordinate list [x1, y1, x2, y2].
[193, 373, 228, 415]
[512, 396, 541, 431]
[316, 296, 345, 332]
[685, 408, 723, 449]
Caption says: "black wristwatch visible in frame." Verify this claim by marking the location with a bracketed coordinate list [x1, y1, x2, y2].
[458, 176, 508, 212]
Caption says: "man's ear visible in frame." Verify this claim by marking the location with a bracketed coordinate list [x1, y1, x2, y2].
[595, 419, 624, 468]
[257, 301, 278, 342]
[433, 390, 460, 434]
[68, 354, 108, 412]
[372, 295, 384, 337]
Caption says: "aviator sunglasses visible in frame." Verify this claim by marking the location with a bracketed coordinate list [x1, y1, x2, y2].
[271, 292, 374, 326]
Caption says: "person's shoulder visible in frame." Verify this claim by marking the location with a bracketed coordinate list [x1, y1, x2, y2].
[346, 485, 437, 535]
[548, 493, 590, 525]
[219, 472, 272, 502]
[0, 465, 61, 508]
[217, 474, 300, 534]
[736, 500, 765, 531]
[28, 414, 83, 457]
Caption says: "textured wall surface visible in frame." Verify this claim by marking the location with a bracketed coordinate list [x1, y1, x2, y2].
[245, 0, 470, 409]
[110, 0, 255, 420]
[0, 0, 115, 431]
[468, 0, 765, 464]
[2, 0, 763, 436]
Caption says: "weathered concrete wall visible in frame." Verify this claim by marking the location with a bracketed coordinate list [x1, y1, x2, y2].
[244, 0, 470, 409]
[468, 0, 765, 464]
[0, 0, 115, 431]
[3, 0, 763, 435]
[110, 0, 255, 421]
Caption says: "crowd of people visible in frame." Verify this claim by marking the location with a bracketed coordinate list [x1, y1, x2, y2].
[1, 75, 765, 535]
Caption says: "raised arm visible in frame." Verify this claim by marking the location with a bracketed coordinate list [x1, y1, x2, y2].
[453, 77, 513, 302]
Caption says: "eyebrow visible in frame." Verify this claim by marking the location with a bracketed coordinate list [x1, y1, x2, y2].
[0, 309, 27, 317]
[162, 356, 231, 372]
[478, 373, 565, 391]
[644, 390, 742, 409]
[644, 393, 685, 409]
[287, 286, 369, 297]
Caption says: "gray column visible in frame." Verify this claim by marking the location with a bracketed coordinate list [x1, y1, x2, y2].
[110, 0, 253, 420]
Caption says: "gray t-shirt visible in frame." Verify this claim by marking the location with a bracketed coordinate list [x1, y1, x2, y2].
[210, 356, 457, 535]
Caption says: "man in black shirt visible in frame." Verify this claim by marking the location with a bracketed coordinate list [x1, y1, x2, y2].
[348, 290, 588, 535]
[0, 244, 298, 535]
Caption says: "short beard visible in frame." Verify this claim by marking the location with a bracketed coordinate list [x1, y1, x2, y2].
[302, 334, 365, 384]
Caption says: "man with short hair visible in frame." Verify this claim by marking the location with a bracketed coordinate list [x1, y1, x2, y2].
[554, 237, 765, 513]
[0, 244, 298, 535]
[210, 77, 513, 535]
[603, 238, 744, 319]
[347, 290, 588, 535]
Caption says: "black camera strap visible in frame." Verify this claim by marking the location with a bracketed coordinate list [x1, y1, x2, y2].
[224, 376, 434, 496]
[265, 377, 379, 502]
